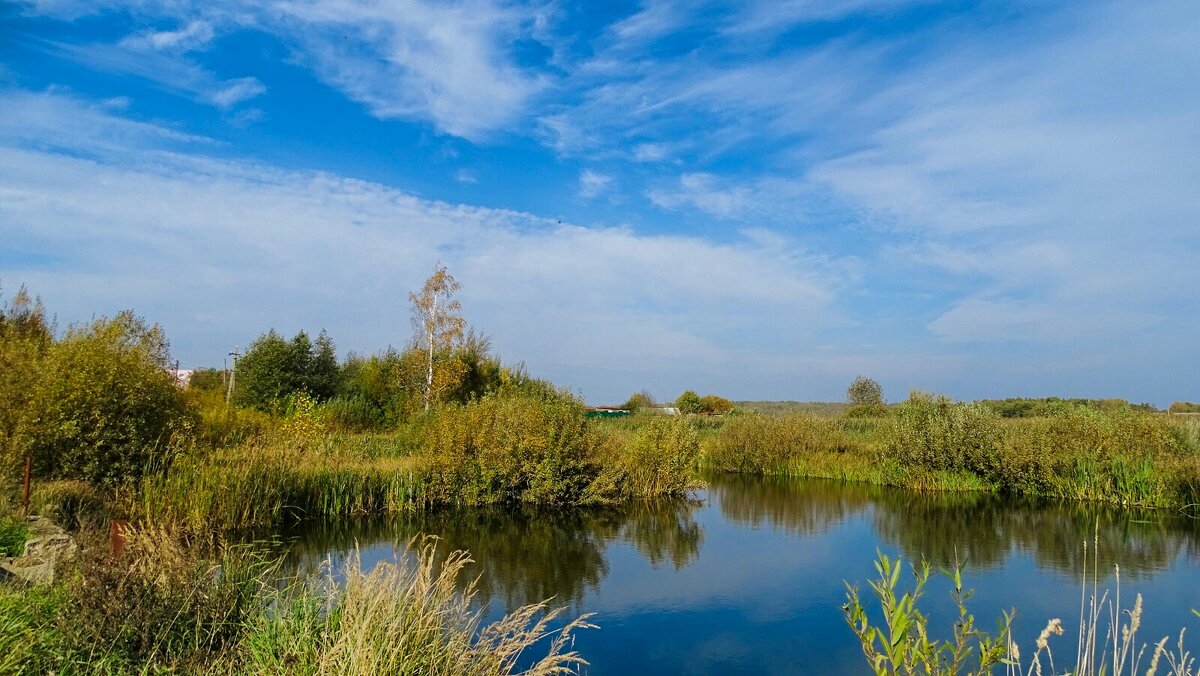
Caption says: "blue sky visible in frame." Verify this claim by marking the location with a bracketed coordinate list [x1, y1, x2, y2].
[1, 0, 1197, 405]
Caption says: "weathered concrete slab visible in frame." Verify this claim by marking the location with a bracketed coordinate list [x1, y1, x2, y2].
[0, 516, 77, 585]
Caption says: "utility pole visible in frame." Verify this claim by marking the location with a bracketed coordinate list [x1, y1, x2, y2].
[226, 347, 240, 404]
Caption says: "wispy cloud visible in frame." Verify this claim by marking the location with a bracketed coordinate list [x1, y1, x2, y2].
[0, 89, 847, 402]
[119, 20, 214, 52]
[42, 39, 265, 110]
[578, 169, 612, 198]
[23, 0, 548, 139]
[269, 0, 546, 140]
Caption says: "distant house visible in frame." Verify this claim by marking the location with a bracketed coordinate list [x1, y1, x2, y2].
[170, 369, 193, 387]
[648, 407, 680, 416]
[585, 407, 630, 419]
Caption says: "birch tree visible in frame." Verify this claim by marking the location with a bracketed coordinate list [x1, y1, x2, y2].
[409, 262, 467, 412]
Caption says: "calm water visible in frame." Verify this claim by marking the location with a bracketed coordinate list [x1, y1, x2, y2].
[282, 475, 1200, 674]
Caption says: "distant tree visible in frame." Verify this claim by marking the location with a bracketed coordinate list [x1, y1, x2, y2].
[445, 330, 503, 405]
[1169, 401, 1200, 414]
[409, 262, 467, 412]
[18, 311, 191, 484]
[698, 394, 735, 414]
[233, 330, 297, 411]
[0, 285, 52, 467]
[234, 328, 341, 411]
[187, 368, 225, 392]
[675, 390, 702, 414]
[308, 330, 339, 401]
[847, 376, 886, 417]
[620, 390, 656, 412]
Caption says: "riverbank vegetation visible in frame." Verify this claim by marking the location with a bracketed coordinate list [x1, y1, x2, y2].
[698, 392, 1200, 510]
[845, 549, 1199, 675]
[0, 528, 591, 674]
[3, 271, 1199, 674]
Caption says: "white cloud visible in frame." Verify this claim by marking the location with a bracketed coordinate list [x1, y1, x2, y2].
[0, 89, 846, 403]
[270, 0, 545, 140]
[647, 173, 750, 219]
[43, 40, 265, 110]
[24, 0, 547, 139]
[209, 77, 267, 109]
[578, 169, 612, 198]
[120, 20, 214, 52]
[632, 143, 668, 162]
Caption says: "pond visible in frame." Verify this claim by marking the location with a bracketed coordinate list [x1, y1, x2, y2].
[280, 474, 1200, 674]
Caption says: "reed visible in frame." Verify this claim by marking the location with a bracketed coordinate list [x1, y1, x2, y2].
[130, 441, 430, 532]
[0, 530, 595, 674]
[706, 399, 1200, 510]
[705, 413, 869, 474]
[845, 544, 1199, 676]
[239, 539, 595, 675]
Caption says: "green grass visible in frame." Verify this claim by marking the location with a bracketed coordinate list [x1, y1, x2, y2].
[0, 529, 594, 675]
[0, 515, 30, 556]
[694, 400, 1200, 510]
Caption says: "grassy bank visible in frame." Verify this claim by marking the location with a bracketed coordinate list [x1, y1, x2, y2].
[110, 393, 701, 533]
[0, 528, 592, 675]
[696, 398, 1200, 511]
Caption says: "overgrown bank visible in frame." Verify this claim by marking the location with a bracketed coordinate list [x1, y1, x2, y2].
[700, 395, 1200, 511]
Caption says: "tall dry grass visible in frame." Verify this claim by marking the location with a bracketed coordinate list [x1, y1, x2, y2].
[845, 538, 1199, 676]
[239, 539, 595, 675]
[706, 413, 869, 474]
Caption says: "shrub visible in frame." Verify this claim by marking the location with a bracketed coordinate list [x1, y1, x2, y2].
[324, 394, 386, 432]
[675, 390, 702, 414]
[886, 394, 1003, 476]
[698, 394, 735, 415]
[617, 416, 701, 497]
[0, 285, 52, 470]
[58, 525, 275, 670]
[17, 311, 192, 485]
[187, 367, 225, 393]
[422, 393, 606, 505]
[620, 390, 656, 412]
[709, 413, 859, 473]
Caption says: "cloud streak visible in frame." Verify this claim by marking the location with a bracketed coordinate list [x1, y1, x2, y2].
[0, 89, 846, 402]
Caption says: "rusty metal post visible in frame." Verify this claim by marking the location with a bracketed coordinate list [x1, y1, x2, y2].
[21, 455, 31, 516]
[110, 519, 128, 558]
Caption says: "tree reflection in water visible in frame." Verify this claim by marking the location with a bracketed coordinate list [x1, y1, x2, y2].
[279, 475, 1200, 614]
[708, 473, 1200, 581]
[281, 498, 704, 611]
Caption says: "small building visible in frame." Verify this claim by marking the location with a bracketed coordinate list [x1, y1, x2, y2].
[585, 407, 631, 419]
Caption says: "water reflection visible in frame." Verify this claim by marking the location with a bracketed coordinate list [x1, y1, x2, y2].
[872, 493, 1200, 580]
[707, 474, 1200, 580]
[281, 475, 1200, 614]
[283, 498, 704, 609]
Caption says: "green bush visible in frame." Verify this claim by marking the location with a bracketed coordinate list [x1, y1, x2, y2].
[324, 394, 386, 432]
[422, 393, 606, 506]
[233, 329, 338, 411]
[17, 311, 192, 485]
[0, 285, 52, 469]
[886, 394, 1003, 476]
[616, 416, 700, 497]
[709, 413, 860, 473]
